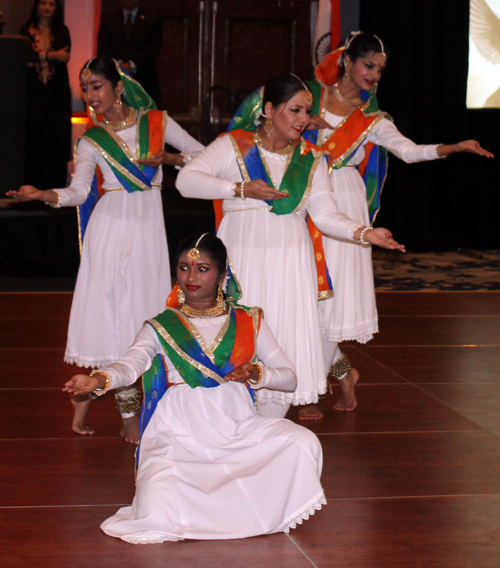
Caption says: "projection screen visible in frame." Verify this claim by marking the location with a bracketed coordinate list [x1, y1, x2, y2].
[468, 0, 500, 108]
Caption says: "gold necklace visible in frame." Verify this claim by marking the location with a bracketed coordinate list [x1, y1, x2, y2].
[179, 298, 226, 319]
[103, 107, 138, 130]
[254, 132, 294, 156]
[332, 83, 363, 106]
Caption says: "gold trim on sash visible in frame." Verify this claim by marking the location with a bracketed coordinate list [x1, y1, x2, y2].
[83, 138, 152, 192]
[148, 318, 226, 384]
[228, 135, 251, 182]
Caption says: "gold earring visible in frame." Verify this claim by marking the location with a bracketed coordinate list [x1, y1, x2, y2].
[217, 285, 224, 301]
[177, 286, 185, 305]
[345, 68, 350, 81]
[113, 96, 123, 112]
[264, 118, 273, 137]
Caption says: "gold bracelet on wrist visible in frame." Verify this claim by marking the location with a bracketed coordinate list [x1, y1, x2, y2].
[89, 370, 111, 397]
[247, 363, 263, 387]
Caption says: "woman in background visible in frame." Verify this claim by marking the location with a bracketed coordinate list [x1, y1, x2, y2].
[20, 0, 72, 188]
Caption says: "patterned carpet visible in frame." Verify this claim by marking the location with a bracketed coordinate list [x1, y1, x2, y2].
[373, 249, 500, 291]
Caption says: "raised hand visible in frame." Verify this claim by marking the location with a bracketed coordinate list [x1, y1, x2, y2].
[455, 140, 494, 158]
[6, 185, 43, 201]
[225, 363, 259, 384]
[137, 151, 184, 168]
[364, 227, 405, 252]
[243, 179, 287, 201]
[63, 374, 99, 396]
[307, 114, 334, 131]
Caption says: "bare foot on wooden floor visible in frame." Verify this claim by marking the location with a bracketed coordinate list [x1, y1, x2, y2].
[120, 415, 140, 444]
[333, 368, 359, 411]
[70, 395, 95, 435]
[298, 404, 324, 420]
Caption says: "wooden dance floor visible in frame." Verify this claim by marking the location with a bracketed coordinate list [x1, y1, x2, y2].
[2, 291, 500, 567]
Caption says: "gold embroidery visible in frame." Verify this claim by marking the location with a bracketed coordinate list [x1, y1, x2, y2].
[84, 138, 152, 192]
[148, 317, 225, 384]
[228, 135, 251, 182]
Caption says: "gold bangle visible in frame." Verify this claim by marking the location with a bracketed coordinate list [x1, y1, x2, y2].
[89, 370, 111, 396]
[247, 363, 263, 387]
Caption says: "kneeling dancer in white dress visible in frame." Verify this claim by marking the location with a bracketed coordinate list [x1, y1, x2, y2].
[64, 233, 326, 543]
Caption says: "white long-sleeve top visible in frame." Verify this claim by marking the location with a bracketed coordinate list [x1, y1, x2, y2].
[321, 112, 440, 167]
[52, 113, 205, 207]
[104, 314, 297, 393]
[176, 135, 362, 241]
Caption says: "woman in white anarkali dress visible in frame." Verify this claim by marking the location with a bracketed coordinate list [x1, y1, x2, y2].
[306, 33, 492, 413]
[176, 74, 404, 420]
[7, 56, 204, 439]
[64, 233, 326, 543]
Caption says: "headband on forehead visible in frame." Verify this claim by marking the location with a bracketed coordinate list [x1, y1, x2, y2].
[288, 73, 313, 103]
[186, 232, 209, 262]
[345, 31, 386, 56]
[80, 58, 95, 80]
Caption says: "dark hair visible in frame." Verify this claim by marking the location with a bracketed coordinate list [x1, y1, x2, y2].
[29, 0, 65, 34]
[262, 73, 310, 113]
[80, 56, 127, 103]
[340, 32, 388, 77]
[80, 56, 121, 87]
[176, 233, 227, 277]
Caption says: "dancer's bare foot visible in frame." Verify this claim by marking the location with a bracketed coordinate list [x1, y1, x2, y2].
[298, 404, 324, 420]
[70, 395, 95, 435]
[120, 415, 140, 444]
[334, 368, 360, 411]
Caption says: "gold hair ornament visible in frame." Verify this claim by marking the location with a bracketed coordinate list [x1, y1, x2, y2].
[187, 232, 209, 262]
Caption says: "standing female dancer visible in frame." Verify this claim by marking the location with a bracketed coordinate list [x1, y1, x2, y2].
[63, 233, 326, 543]
[176, 73, 404, 420]
[304, 32, 493, 416]
[7, 56, 204, 441]
[20, 0, 72, 188]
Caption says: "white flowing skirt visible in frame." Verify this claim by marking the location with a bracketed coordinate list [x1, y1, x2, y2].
[319, 167, 378, 344]
[218, 209, 327, 405]
[101, 382, 325, 543]
[65, 188, 171, 368]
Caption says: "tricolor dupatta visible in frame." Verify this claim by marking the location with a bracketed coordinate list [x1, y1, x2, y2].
[302, 47, 390, 223]
[137, 302, 261, 468]
[76, 108, 165, 252]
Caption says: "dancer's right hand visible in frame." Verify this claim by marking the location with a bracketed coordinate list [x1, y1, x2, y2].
[6, 185, 43, 201]
[63, 375, 99, 396]
[240, 179, 286, 201]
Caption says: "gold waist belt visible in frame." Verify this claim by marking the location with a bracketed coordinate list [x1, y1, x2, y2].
[104, 184, 162, 193]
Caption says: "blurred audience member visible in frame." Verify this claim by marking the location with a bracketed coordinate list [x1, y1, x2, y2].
[98, 0, 162, 103]
[20, 0, 72, 189]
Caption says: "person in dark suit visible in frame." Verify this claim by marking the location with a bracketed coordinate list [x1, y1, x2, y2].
[97, 0, 162, 102]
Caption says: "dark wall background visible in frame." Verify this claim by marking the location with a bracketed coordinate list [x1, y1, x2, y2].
[360, 0, 500, 251]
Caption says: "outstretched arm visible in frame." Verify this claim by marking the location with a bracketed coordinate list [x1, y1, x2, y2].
[436, 140, 493, 158]
[6, 186, 59, 204]
[371, 119, 494, 162]
[307, 160, 405, 251]
[63, 325, 162, 396]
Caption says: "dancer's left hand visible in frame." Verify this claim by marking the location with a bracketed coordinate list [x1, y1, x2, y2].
[364, 227, 406, 252]
[307, 114, 334, 131]
[63, 375, 99, 396]
[137, 151, 184, 167]
[455, 140, 494, 158]
[225, 363, 260, 384]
